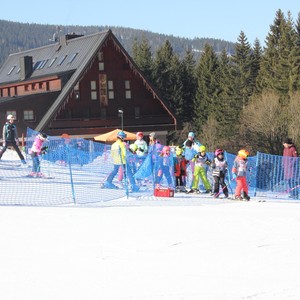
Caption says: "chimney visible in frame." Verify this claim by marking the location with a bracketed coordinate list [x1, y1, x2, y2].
[59, 34, 84, 46]
[20, 56, 33, 81]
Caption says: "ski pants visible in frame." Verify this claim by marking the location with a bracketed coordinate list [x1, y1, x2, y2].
[107, 164, 135, 186]
[213, 175, 228, 196]
[156, 165, 173, 186]
[31, 151, 40, 173]
[192, 165, 211, 190]
[235, 176, 248, 196]
[0, 141, 25, 161]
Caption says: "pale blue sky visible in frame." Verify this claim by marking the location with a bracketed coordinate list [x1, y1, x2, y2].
[1, 0, 299, 45]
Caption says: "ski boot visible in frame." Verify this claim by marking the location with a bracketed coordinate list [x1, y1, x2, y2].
[243, 192, 250, 201]
[103, 181, 119, 189]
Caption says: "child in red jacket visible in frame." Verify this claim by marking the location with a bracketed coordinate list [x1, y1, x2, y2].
[173, 146, 188, 192]
[232, 149, 250, 201]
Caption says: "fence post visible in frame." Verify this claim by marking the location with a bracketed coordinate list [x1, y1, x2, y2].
[253, 152, 260, 197]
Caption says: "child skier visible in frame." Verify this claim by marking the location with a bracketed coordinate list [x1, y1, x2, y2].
[134, 132, 148, 158]
[211, 149, 229, 198]
[155, 146, 174, 189]
[104, 131, 139, 192]
[232, 149, 250, 201]
[173, 146, 188, 192]
[188, 145, 211, 193]
[182, 139, 198, 189]
[28, 132, 48, 177]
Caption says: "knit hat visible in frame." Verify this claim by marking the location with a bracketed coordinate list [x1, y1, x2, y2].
[283, 138, 293, 144]
[149, 132, 156, 138]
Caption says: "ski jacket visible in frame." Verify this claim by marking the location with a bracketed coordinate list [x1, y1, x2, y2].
[183, 147, 198, 161]
[211, 157, 228, 177]
[232, 156, 248, 177]
[31, 135, 44, 155]
[283, 144, 298, 179]
[192, 153, 210, 167]
[3, 122, 18, 143]
[134, 139, 148, 157]
[174, 156, 188, 177]
[111, 138, 126, 165]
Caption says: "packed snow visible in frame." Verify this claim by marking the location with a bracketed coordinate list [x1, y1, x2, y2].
[1, 150, 300, 299]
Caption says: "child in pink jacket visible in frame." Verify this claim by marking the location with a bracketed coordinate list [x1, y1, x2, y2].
[28, 133, 48, 177]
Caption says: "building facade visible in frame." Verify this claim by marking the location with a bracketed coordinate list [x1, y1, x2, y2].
[0, 30, 178, 143]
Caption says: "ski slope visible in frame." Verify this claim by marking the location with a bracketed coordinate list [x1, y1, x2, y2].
[1, 150, 300, 299]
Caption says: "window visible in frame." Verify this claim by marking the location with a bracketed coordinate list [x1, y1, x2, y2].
[99, 62, 104, 71]
[90, 81, 97, 100]
[108, 80, 114, 99]
[7, 65, 16, 75]
[57, 55, 67, 66]
[134, 107, 140, 119]
[68, 53, 78, 64]
[98, 52, 103, 61]
[24, 110, 34, 121]
[7, 111, 17, 120]
[125, 80, 131, 99]
[48, 57, 57, 67]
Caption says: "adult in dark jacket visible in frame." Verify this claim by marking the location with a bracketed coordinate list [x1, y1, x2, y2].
[282, 138, 298, 198]
[0, 114, 26, 164]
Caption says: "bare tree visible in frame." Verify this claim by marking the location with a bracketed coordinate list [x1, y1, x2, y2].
[239, 91, 287, 154]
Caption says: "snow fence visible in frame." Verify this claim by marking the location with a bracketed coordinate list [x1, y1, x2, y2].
[0, 128, 299, 206]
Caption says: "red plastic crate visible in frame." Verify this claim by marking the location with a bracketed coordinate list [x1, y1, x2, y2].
[154, 187, 174, 197]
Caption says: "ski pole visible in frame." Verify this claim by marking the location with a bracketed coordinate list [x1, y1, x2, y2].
[214, 176, 235, 198]
[274, 183, 300, 198]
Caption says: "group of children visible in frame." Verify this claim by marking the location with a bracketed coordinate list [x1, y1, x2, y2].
[102, 130, 251, 200]
[173, 132, 251, 200]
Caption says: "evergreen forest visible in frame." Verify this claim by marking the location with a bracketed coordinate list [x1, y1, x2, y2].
[0, 9, 300, 155]
[132, 9, 300, 155]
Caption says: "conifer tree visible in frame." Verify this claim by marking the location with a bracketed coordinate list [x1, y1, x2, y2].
[289, 12, 300, 91]
[215, 49, 237, 139]
[230, 31, 254, 109]
[131, 37, 153, 82]
[258, 10, 298, 99]
[179, 49, 197, 122]
[251, 38, 262, 93]
[194, 44, 220, 132]
[152, 40, 175, 105]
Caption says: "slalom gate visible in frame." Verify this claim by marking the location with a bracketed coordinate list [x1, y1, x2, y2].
[0, 128, 299, 206]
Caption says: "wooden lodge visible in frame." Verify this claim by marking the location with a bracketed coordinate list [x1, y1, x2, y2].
[0, 30, 178, 143]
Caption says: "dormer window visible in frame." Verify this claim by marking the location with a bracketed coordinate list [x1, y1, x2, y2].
[7, 65, 16, 75]
[57, 55, 67, 66]
[48, 58, 57, 67]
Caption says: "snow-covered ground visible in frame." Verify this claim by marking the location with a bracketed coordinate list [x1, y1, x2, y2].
[1, 149, 300, 299]
[1, 201, 300, 300]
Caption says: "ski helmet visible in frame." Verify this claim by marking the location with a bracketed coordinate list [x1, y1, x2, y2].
[117, 131, 127, 140]
[238, 149, 249, 159]
[199, 145, 206, 153]
[188, 132, 195, 138]
[7, 114, 15, 120]
[175, 146, 183, 156]
[215, 149, 224, 156]
[162, 146, 171, 155]
[136, 132, 143, 138]
[39, 132, 48, 140]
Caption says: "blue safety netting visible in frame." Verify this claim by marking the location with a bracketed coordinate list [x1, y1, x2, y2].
[0, 127, 299, 206]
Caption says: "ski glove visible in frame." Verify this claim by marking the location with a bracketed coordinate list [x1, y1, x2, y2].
[232, 173, 237, 179]
[41, 146, 49, 154]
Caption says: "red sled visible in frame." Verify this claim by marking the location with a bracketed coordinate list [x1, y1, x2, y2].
[154, 187, 174, 197]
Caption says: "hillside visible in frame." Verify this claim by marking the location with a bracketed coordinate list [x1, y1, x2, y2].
[0, 19, 235, 68]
